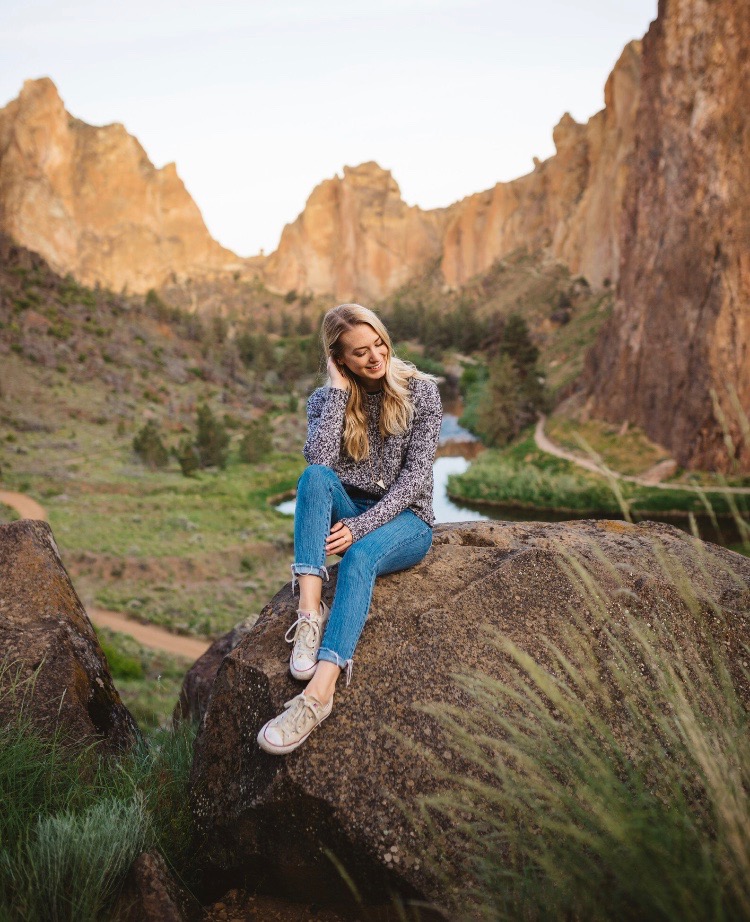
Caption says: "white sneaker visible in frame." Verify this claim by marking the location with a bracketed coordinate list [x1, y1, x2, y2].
[257, 691, 333, 755]
[285, 600, 330, 680]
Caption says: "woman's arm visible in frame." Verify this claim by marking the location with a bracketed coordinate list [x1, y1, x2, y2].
[302, 387, 350, 466]
[339, 380, 442, 542]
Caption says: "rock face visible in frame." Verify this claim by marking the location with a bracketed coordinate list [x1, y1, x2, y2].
[0, 519, 139, 753]
[113, 850, 201, 922]
[188, 520, 750, 907]
[0, 78, 251, 294]
[173, 616, 257, 726]
[262, 162, 448, 303]
[441, 41, 642, 291]
[261, 44, 641, 301]
[585, 0, 750, 473]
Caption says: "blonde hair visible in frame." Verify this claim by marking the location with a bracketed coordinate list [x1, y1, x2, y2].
[321, 303, 437, 462]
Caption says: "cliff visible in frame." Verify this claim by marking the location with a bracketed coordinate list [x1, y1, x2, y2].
[261, 43, 641, 300]
[261, 161, 448, 303]
[0, 78, 253, 293]
[441, 40, 642, 290]
[584, 0, 750, 473]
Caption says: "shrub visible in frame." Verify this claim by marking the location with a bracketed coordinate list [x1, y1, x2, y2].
[132, 421, 169, 470]
[0, 665, 200, 919]
[238, 415, 273, 463]
[8, 796, 148, 921]
[175, 437, 200, 477]
[97, 638, 144, 681]
[195, 403, 230, 469]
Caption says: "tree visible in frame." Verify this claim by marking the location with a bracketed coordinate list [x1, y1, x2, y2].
[132, 420, 169, 470]
[195, 403, 230, 469]
[499, 313, 539, 372]
[238, 415, 273, 463]
[175, 436, 200, 476]
[475, 355, 521, 447]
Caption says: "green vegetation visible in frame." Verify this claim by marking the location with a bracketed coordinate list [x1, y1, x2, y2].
[459, 314, 549, 447]
[415, 535, 750, 921]
[448, 431, 749, 519]
[132, 420, 170, 470]
[94, 628, 190, 732]
[238, 415, 273, 463]
[0, 663, 200, 921]
[194, 403, 230, 470]
[0, 503, 19, 525]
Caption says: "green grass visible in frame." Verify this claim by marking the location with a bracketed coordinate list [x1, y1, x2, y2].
[94, 628, 191, 733]
[412, 534, 750, 921]
[0, 503, 19, 525]
[546, 415, 669, 477]
[547, 416, 750, 488]
[448, 431, 750, 518]
[0, 663, 200, 921]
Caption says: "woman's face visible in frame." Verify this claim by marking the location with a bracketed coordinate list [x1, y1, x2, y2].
[337, 323, 389, 388]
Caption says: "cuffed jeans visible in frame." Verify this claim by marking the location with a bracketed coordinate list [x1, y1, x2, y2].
[290, 464, 433, 682]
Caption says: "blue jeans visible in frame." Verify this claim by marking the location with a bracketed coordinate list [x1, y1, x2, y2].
[290, 464, 433, 682]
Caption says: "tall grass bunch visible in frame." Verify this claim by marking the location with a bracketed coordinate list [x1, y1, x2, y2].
[413, 532, 749, 921]
[0, 662, 200, 921]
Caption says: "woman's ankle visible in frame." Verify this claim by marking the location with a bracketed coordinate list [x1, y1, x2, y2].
[305, 661, 340, 704]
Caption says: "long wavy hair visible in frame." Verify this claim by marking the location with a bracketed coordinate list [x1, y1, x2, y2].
[321, 303, 437, 462]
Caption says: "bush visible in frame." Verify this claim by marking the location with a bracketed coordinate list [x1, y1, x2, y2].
[195, 403, 230, 469]
[238, 416, 273, 463]
[175, 437, 200, 477]
[97, 638, 144, 681]
[8, 796, 148, 922]
[132, 421, 169, 470]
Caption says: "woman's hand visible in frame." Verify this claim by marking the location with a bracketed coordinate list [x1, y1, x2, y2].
[327, 355, 350, 391]
[326, 521, 353, 555]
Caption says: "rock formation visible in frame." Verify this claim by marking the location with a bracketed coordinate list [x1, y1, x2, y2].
[0, 78, 254, 294]
[261, 43, 641, 300]
[189, 519, 750, 908]
[114, 850, 201, 922]
[0, 519, 140, 753]
[585, 0, 750, 473]
[441, 40, 642, 291]
[262, 162, 448, 303]
[173, 616, 257, 726]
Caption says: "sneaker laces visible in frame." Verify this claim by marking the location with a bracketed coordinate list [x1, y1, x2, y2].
[278, 694, 324, 739]
[285, 610, 322, 658]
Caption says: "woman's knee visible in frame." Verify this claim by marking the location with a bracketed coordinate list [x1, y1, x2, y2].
[297, 464, 336, 490]
[338, 542, 374, 577]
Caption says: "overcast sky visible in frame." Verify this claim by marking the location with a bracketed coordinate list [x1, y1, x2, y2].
[1, 0, 657, 257]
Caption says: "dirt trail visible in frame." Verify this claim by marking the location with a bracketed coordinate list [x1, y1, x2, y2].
[534, 416, 750, 495]
[0, 490, 210, 660]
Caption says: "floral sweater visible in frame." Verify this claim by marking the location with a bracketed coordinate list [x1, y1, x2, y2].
[302, 377, 443, 542]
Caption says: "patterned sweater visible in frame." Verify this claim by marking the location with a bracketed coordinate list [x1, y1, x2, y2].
[303, 377, 443, 542]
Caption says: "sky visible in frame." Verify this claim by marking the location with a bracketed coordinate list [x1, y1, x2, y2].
[0, 0, 657, 257]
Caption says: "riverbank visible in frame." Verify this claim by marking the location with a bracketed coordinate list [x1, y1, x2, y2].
[447, 430, 750, 552]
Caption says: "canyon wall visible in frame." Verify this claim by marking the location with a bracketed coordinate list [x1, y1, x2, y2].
[263, 42, 641, 300]
[0, 78, 251, 293]
[585, 0, 750, 472]
[261, 161, 448, 303]
[440, 41, 641, 291]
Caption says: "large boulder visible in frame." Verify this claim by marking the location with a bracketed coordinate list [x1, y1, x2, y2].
[172, 616, 257, 726]
[189, 520, 750, 907]
[0, 519, 140, 753]
[112, 850, 202, 922]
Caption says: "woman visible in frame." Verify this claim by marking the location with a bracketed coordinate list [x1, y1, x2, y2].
[257, 303, 443, 754]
